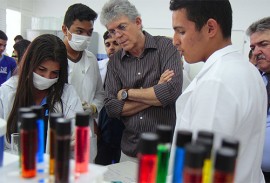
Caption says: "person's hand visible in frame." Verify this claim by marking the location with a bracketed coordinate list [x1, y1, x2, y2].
[82, 101, 97, 117]
[158, 69, 174, 84]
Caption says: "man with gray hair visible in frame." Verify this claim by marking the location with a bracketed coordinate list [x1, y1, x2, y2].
[247, 16, 270, 183]
[100, 0, 183, 161]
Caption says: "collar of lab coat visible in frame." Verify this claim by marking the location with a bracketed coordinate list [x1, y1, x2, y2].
[68, 49, 97, 76]
[83, 50, 97, 72]
[182, 45, 239, 95]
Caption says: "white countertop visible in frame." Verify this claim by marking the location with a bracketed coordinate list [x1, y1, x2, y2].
[1, 152, 139, 182]
[0, 152, 107, 183]
[104, 161, 138, 183]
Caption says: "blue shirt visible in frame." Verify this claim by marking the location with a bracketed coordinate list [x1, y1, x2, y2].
[0, 55, 17, 86]
[39, 97, 49, 152]
[262, 74, 270, 172]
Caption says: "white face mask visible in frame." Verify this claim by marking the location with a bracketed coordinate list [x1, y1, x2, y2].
[33, 72, 58, 90]
[67, 30, 91, 51]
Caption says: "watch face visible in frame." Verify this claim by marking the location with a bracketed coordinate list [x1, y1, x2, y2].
[121, 90, 128, 100]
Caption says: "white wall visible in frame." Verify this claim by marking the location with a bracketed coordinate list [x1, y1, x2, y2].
[1, 0, 268, 57]
[29, 0, 270, 57]
[0, 0, 7, 31]
[0, 0, 33, 55]
[30, 0, 173, 56]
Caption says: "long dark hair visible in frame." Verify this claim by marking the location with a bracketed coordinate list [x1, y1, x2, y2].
[6, 34, 68, 142]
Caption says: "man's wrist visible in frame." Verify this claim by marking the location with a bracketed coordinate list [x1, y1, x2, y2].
[121, 89, 130, 101]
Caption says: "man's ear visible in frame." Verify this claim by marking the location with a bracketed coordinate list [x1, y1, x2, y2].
[206, 18, 218, 38]
[135, 16, 142, 30]
[62, 25, 68, 36]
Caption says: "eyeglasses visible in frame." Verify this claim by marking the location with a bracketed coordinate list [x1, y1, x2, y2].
[108, 23, 128, 36]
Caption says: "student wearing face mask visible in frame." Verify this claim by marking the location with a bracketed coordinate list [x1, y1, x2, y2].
[0, 34, 83, 149]
[61, 4, 104, 119]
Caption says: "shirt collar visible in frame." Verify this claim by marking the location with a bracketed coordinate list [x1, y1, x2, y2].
[120, 31, 158, 60]
[40, 97, 47, 106]
[196, 45, 239, 79]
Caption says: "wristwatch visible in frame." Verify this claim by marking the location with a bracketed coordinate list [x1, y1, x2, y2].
[121, 89, 129, 101]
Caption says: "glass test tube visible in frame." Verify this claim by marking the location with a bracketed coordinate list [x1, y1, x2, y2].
[156, 125, 173, 183]
[48, 113, 63, 175]
[183, 143, 206, 183]
[213, 147, 236, 183]
[20, 113, 37, 178]
[55, 118, 71, 183]
[137, 132, 158, 183]
[75, 112, 90, 173]
[172, 130, 192, 183]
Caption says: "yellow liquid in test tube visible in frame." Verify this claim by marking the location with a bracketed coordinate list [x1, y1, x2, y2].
[202, 159, 212, 183]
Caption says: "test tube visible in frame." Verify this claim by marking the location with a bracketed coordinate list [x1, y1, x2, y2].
[213, 147, 236, 183]
[75, 112, 90, 173]
[17, 107, 32, 170]
[196, 137, 213, 183]
[55, 118, 71, 183]
[156, 125, 173, 183]
[197, 130, 214, 141]
[221, 137, 239, 158]
[172, 130, 192, 183]
[137, 132, 158, 183]
[18, 107, 32, 130]
[20, 113, 37, 178]
[221, 137, 239, 177]
[183, 143, 206, 183]
[31, 105, 45, 172]
[48, 113, 63, 175]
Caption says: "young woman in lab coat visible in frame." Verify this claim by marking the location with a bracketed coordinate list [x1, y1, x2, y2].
[0, 34, 83, 145]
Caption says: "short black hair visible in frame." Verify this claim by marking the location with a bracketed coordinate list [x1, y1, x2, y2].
[0, 30, 8, 41]
[103, 31, 111, 41]
[63, 3, 98, 29]
[14, 35, 23, 42]
[169, 0, 232, 38]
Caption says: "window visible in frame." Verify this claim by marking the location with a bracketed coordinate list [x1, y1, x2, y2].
[6, 9, 21, 56]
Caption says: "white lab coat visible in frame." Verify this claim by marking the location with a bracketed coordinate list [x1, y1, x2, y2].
[182, 69, 191, 92]
[68, 50, 104, 113]
[98, 58, 109, 86]
[169, 45, 266, 183]
[0, 76, 84, 150]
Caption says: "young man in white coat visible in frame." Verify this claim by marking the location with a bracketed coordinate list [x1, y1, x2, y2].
[62, 4, 104, 117]
[168, 0, 267, 182]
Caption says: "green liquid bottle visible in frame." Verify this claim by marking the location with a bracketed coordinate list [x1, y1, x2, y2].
[156, 125, 173, 183]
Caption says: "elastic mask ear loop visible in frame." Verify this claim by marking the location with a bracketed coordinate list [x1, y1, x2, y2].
[66, 28, 72, 41]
